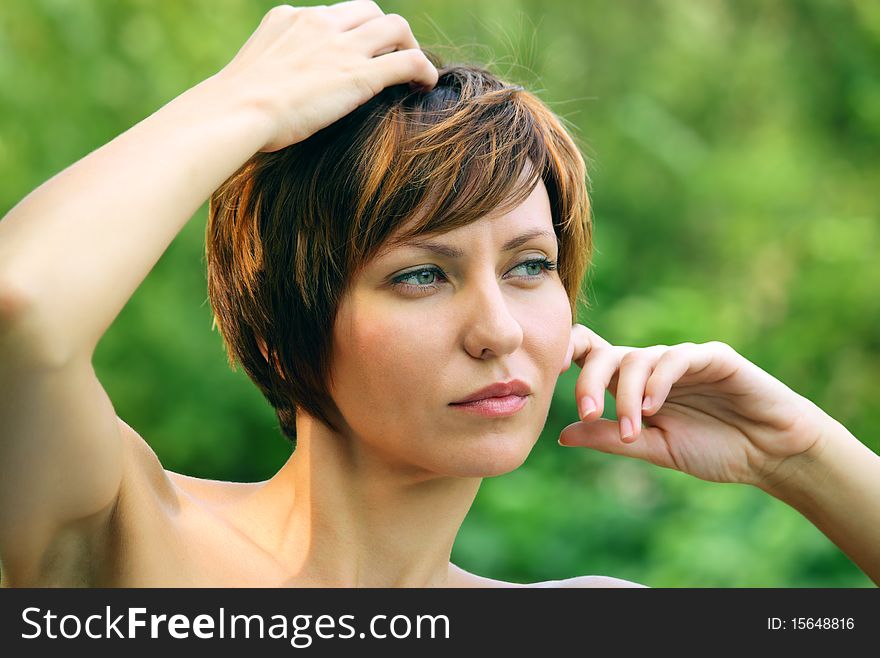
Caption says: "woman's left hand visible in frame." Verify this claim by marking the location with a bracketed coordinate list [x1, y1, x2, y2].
[557, 324, 831, 488]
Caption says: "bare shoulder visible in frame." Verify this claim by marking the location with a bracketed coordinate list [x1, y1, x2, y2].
[98, 420, 265, 586]
[447, 564, 648, 588]
[115, 418, 260, 506]
[163, 465, 262, 506]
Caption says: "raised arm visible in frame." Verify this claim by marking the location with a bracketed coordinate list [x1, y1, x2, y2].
[0, 78, 270, 361]
[0, 1, 437, 362]
[0, 33, 270, 587]
[0, 1, 437, 584]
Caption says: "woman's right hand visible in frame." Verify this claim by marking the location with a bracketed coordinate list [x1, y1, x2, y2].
[211, 1, 439, 153]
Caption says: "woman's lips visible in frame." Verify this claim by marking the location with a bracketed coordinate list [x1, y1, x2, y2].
[449, 394, 528, 417]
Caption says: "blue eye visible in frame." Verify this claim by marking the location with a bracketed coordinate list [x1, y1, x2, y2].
[391, 257, 558, 295]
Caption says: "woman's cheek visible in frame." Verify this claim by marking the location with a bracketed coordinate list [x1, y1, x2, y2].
[349, 310, 432, 389]
[531, 291, 573, 371]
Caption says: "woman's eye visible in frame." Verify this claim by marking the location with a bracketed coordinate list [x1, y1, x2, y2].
[392, 267, 446, 291]
[391, 258, 557, 295]
[511, 260, 551, 277]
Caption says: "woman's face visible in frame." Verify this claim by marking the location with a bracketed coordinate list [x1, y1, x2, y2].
[329, 178, 573, 478]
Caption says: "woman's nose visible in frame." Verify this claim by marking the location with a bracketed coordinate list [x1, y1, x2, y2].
[461, 275, 524, 359]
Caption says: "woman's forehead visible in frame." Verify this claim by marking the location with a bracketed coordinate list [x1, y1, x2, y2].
[376, 178, 553, 258]
[372, 221, 558, 271]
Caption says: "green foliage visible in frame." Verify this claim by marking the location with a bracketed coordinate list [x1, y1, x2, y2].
[1, 0, 876, 586]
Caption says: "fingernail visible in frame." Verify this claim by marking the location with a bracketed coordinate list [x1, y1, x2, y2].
[641, 396, 652, 411]
[579, 397, 596, 420]
[620, 416, 633, 440]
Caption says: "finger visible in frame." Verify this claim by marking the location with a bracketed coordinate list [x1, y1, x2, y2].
[573, 345, 624, 422]
[568, 323, 614, 419]
[569, 323, 612, 370]
[343, 12, 420, 57]
[237, 5, 304, 58]
[642, 342, 738, 416]
[558, 420, 678, 470]
[641, 347, 692, 417]
[326, 0, 385, 32]
[615, 346, 668, 442]
[368, 47, 439, 91]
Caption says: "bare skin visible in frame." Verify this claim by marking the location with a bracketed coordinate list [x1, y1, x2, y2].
[12, 418, 642, 588]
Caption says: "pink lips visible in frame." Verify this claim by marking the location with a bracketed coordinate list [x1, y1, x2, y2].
[451, 379, 531, 404]
[449, 379, 532, 418]
[449, 394, 529, 418]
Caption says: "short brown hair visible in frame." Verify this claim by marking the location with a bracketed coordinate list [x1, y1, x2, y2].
[206, 50, 594, 448]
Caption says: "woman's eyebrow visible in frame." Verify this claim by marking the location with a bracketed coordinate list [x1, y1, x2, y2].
[398, 228, 556, 258]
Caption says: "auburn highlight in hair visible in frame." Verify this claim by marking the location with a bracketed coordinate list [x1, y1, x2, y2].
[206, 50, 594, 447]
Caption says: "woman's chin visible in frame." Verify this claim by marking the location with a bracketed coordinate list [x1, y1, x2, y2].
[439, 441, 533, 478]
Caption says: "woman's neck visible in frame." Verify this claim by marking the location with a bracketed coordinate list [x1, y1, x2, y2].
[246, 417, 483, 587]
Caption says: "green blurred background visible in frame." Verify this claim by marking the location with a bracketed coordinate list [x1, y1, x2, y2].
[1, 0, 878, 587]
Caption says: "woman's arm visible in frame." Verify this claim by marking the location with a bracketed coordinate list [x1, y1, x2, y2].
[0, 59, 271, 585]
[755, 413, 880, 586]
[0, 2, 437, 364]
[0, 77, 271, 362]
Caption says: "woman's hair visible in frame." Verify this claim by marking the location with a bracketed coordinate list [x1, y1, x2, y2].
[206, 49, 594, 447]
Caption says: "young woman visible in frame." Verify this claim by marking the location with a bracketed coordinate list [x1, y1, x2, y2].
[0, 1, 877, 588]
